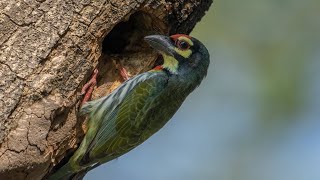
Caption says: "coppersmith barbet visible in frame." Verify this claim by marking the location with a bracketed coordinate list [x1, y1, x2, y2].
[49, 34, 210, 179]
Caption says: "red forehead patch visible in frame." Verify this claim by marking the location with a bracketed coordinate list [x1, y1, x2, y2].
[170, 34, 192, 41]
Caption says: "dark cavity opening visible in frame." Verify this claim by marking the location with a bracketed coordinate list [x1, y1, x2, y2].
[102, 11, 164, 55]
[102, 20, 134, 54]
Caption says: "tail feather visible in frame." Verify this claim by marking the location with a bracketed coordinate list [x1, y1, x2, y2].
[48, 162, 75, 180]
[70, 163, 101, 180]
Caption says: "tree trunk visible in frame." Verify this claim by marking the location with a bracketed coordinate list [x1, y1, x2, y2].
[0, 0, 213, 179]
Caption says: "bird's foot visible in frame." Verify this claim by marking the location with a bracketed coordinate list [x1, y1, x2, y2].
[81, 69, 99, 106]
[118, 65, 130, 81]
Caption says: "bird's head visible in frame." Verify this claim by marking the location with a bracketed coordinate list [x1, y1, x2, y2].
[144, 34, 210, 81]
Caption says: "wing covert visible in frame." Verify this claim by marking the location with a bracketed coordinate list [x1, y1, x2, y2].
[82, 71, 169, 160]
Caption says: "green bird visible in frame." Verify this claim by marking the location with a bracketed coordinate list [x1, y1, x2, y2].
[49, 34, 210, 180]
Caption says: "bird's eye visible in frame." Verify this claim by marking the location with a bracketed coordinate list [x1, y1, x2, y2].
[176, 40, 190, 50]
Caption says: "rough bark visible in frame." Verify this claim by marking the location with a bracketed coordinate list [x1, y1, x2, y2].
[0, 0, 213, 179]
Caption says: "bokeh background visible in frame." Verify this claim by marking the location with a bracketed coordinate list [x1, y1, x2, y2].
[86, 0, 320, 179]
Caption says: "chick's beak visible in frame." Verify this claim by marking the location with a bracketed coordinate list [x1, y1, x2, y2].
[144, 35, 174, 56]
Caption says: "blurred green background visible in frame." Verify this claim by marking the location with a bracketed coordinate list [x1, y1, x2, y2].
[86, 0, 320, 179]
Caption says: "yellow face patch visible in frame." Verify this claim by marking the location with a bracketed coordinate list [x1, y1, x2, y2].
[174, 48, 192, 58]
[161, 53, 179, 74]
[178, 36, 193, 46]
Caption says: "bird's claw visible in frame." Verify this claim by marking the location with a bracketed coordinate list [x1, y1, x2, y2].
[119, 67, 130, 81]
[81, 69, 99, 106]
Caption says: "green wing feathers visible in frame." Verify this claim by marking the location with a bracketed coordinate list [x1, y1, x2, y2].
[116, 77, 168, 135]
[78, 71, 168, 165]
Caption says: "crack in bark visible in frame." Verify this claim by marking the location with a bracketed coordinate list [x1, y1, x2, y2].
[0, 61, 15, 74]
[0, 142, 9, 158]
[5, 88, 22, 123]
[3, 12, 33, 27]
[26, 122, 43, 153]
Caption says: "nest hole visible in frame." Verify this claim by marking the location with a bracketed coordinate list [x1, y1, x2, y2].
[102, 11, 165, 55]
[89, 12, 166, 97]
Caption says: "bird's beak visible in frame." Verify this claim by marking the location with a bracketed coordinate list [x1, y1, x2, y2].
[144, 35, 175, 56]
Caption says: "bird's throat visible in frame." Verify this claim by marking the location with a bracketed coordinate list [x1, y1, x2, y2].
[161, 53, 178, 74]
